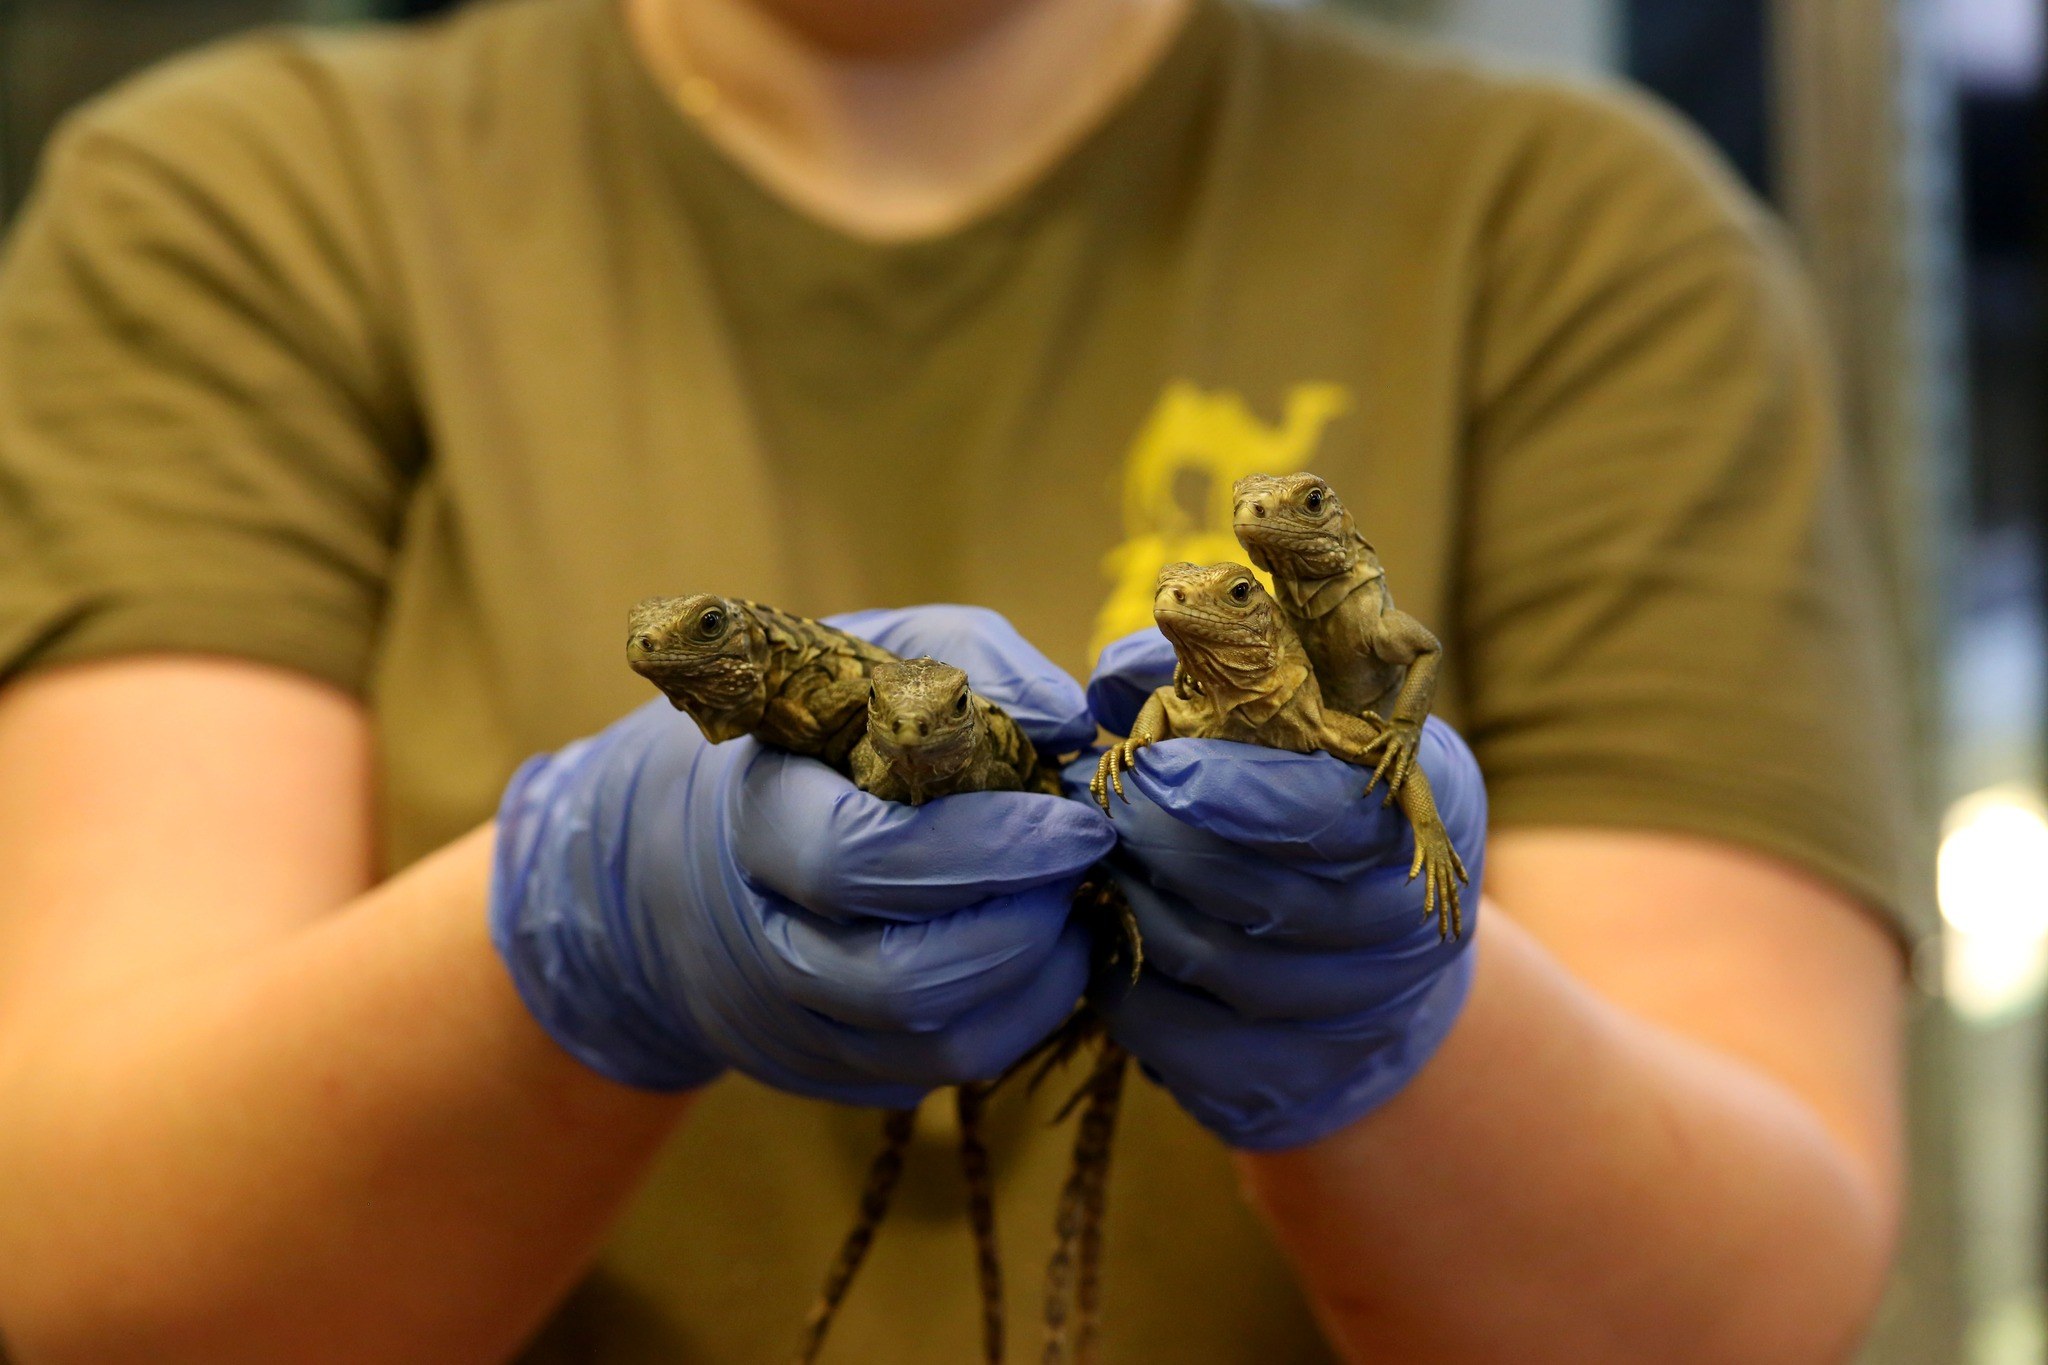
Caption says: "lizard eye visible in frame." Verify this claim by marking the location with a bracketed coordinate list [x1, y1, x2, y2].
[1229, 579, 1252, 603]
[1304, 488, 1325, 514]
[698, 608, 725, 637]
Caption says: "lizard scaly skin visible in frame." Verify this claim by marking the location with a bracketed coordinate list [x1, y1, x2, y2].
[626, 603, 964, 1364]
[628, 605, 1129, 1365]
[627, 594, 896, 773]
[849, 656, 1045, 1365]
[1231, 472, 1444, 803]
[1092, 562, 1469, 939]
[851, 657, 1060, 804]
[851, 658, 1134, 1365]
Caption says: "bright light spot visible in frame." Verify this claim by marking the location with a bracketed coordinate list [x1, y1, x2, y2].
[1940, 788, 2048, 937]
[1945, 927, 2048, 1024]
[1968, 1290, 2047, 1365]
[1938, 0, 2044, 93]
[1940, 785, 2048, 1022]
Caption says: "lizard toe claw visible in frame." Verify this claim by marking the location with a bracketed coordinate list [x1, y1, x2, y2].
[1369, 750, 1395, 798]
[1090, 753, 1115, 815]
[1404, 824, 1469, 942]
[1092, 743, 1147, 813]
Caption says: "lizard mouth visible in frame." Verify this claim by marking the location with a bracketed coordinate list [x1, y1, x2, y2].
[1231, 522, 1351, 569]
[633, 653, 767, 737]
[1153, 596, 1262, 643]
[629, 647, 719, 674]
[867, 723, 976, 779]
[1156, 616, 1283, 699]
[632, 650, 751, 692]
[1230, 519, 1330, 542]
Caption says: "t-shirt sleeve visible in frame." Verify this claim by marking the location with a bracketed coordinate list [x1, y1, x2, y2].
[1456, 82, 1925, 937]
[0, 37, 415, 696]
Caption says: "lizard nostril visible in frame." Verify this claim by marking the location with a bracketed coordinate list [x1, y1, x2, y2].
[1252, 503, 1266, 517]
[634, 635, 658, 653]
[1172, 588, 1186, 603]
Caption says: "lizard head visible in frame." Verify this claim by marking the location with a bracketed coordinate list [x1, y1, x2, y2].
[626, 594, 769, 742]
[1152, 561, 1299, 701]
[1231, 472, 1380, 582]
[864, 657, 982, 791]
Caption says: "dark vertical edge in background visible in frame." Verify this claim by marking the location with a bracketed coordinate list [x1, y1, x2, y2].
[1957, 81, 2044, 539]
[1619, 0, 1775, 201]
[2030, 1, 2048, 1304]
[2033, 1, 2048, 747]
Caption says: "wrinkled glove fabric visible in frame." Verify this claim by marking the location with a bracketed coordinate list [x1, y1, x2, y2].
[491, 607, 1113, 1107]
[1077, 628, 1486, 1151]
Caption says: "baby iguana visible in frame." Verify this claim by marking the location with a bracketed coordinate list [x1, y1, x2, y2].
[847, 656, 1049, 1365]
[851, 657, 1133, 1365]
[628, 603, 1129, 1365]
[1092, 562, 1468, 938]
[852, 656, 1060, 803]
[1230, 472, 1443, 803]
[627, 594, 895, 772]
[626, 600, 987, 1365]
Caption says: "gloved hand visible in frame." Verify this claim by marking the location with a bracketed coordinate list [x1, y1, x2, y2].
[491, 606, 1112, 1107]
[1073, 628, 1485, 1151]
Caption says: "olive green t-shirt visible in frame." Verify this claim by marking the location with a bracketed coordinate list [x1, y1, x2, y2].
[0, 0, 1917, 1359]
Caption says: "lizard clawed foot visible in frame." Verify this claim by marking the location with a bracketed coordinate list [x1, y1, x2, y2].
[1172, 664, 1205, 702]
[1406, 826, 1471, 942]
[1089, 739, 1150, 814]
[1356, 715, 1423, 805]
[1072, 871, 1144, 989]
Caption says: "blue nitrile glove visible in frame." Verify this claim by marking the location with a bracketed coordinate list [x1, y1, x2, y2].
[1071, 628, 1486, 1152]
[491, 606, 1112, 1107]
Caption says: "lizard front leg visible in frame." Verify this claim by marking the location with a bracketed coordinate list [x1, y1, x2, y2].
[766, 673, 878, 772]
[848, 737, 905, 804]
[1389, 774, 1468, 940]
[1321, 709, 1469, 940]
[1355, 610, 1442, 802]
[1090, 690, 1174, 814]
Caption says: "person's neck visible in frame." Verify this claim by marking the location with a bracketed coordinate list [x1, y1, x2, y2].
[622, 0, 1193, 242]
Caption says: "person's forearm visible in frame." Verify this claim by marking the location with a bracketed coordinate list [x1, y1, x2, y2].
[1238, 910, 1894, 1365]
[0, 825, 689, 1365]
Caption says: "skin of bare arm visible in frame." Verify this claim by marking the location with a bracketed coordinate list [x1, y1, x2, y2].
[0, 658, 690, 1363]
[1235, 829, 1904, 1365]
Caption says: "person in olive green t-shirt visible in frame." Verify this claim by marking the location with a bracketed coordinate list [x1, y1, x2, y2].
[0, 0, 1916, 1360]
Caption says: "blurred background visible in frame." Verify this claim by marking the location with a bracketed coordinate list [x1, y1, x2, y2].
[0, 0, 2038, 1359]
